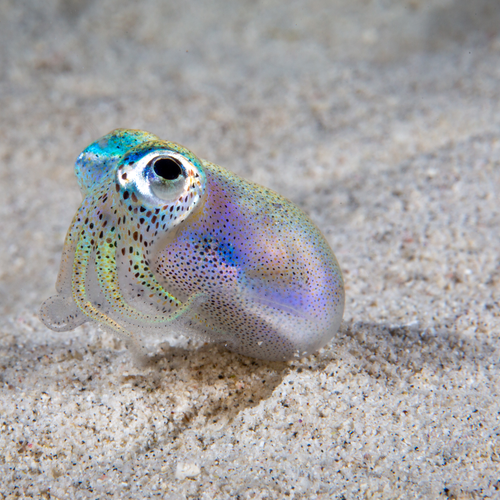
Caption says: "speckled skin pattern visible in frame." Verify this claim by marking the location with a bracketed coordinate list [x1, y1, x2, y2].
[40, 129, 344, 360]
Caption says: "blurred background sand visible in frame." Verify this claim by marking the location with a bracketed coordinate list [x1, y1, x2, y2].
[0, 1, 499, 498]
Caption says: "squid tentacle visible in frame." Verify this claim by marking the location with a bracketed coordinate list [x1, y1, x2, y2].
[71, 225, 209, 354]
[39, 205, 94, 332]
[96, 227, 204, 325]
[54, 204, 90, 294]
[72, 230, 137, 342]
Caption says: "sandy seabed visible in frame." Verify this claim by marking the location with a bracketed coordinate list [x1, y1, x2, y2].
[0, 1, 499, 498]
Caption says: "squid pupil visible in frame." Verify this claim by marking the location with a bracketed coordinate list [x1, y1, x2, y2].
[153, 158, 182, 180]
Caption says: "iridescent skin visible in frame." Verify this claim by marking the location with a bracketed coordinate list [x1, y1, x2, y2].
[40, 129, 344, 361]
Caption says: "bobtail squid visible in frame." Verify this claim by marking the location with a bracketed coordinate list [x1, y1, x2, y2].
[40, 129, 345, 361]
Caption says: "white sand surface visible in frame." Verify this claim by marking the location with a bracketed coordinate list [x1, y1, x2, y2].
[0, 1, 499, 498]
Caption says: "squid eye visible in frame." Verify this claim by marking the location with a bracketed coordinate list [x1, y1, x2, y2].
[153, 157, 182, 181]
[148, 156, 187, 201]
